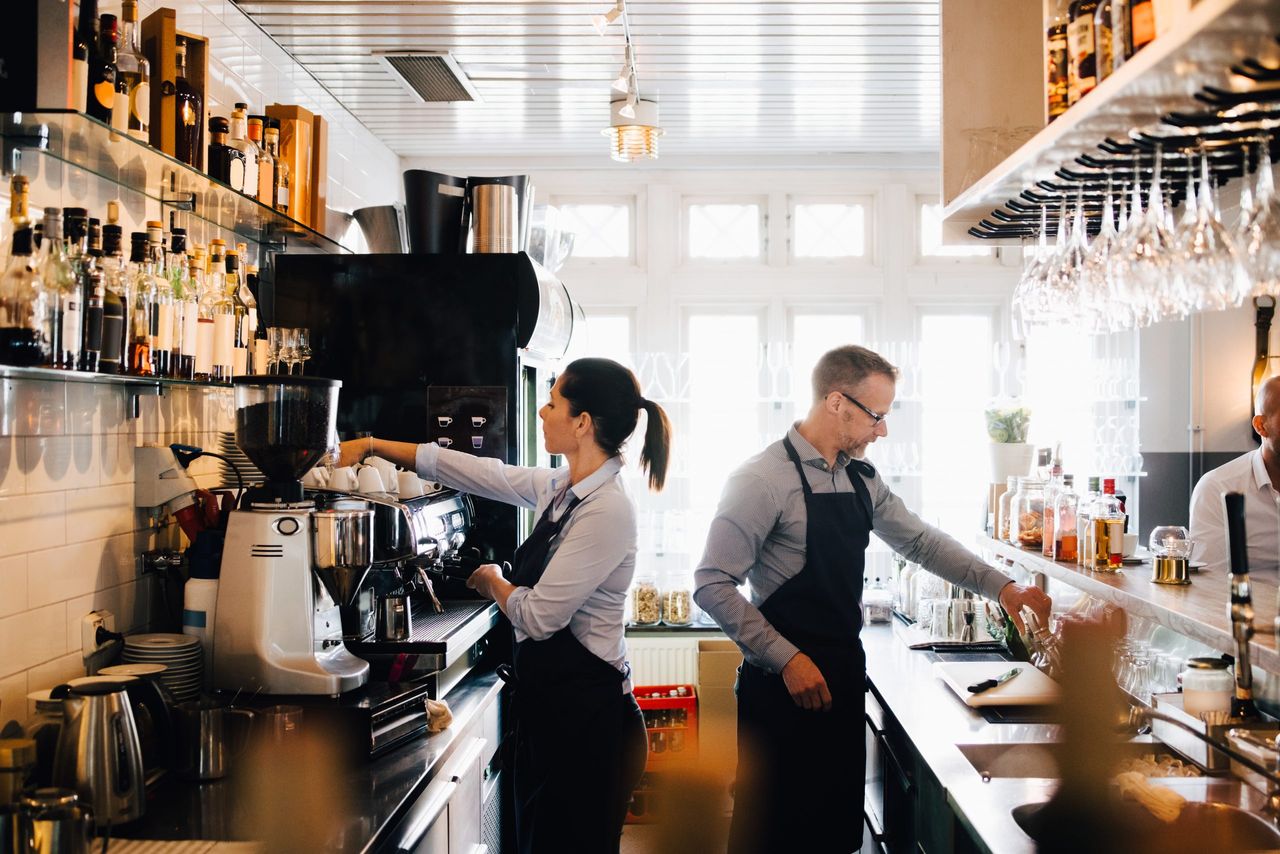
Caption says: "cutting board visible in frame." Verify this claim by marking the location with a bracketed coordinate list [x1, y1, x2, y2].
[933, 661, 1061, 707]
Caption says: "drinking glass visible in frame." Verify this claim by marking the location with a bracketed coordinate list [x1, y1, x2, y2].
[295, 328, 312, 375]
[1115, 151, 1176, 326]
[1176, 150, 1246, 312]
[266, 327, 286, 374]
[278, 328, 299, 375]
[1241, 136, 1280, 297]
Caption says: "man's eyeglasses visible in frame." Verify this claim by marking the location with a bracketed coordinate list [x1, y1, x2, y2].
[839, 391, 888, 426]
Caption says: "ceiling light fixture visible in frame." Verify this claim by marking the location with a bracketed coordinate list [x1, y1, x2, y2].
[604, 97, 663, 163]
[591, 1, 624, 36]
[611, 46, 633, 93]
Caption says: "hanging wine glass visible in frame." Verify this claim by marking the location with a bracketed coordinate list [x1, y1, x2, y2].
[1242, 135, 1280, 297]
[1116, 149, 1176, 326]
[1178, 148, 1245, 312]
[1082, 175, 1123, 332]
[1047, 191, 1089, 325]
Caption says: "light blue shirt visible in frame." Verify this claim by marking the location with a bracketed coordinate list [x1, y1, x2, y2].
[416, 444, 635, 686]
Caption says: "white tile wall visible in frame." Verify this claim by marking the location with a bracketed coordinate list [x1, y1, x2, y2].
[0, 377, 232, 727]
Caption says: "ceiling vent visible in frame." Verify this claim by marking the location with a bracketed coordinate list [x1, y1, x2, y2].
[374, 52, 481, 103]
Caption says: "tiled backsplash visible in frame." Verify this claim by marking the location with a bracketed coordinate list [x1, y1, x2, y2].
[0, 376, 231, 725]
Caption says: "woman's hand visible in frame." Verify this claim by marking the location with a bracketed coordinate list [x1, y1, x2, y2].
[338, 438, 372, 468]
[466, 563, 506, 600]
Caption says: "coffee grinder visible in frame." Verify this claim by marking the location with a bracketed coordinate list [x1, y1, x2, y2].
[211, 376, 372, 696]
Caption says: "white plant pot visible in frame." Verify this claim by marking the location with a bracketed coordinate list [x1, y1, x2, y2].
[989, 442, 1034, 484]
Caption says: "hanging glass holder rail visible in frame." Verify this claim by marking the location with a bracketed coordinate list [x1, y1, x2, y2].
[0, 110, 350, 254]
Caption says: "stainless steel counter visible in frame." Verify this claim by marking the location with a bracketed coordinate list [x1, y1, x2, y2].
[862, 623, 1272, 854]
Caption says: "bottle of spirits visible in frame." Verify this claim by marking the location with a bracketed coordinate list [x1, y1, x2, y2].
[243, 263, 263, 373]
[174, 39, 204, 169]
[99, 224, 127, 374]
[266, 121, 290, 214]
[1067, 1, 1099, 105]
[87, 14, 119, 126]
[126, 232, 152, 376]
[1111, 0, 1132, 68]
[1093, 0, 1114, 83]
[1076, 476, 1101, 566]
[78, 218, 105, 372]
[1041, 449, 1064, 558]
[207, 116, 247, 193]
[1130, 0, 1155, 52]
[1052, 475, 1078, 562]
[248, 117, 275, 207]
[169, 229, 196, 379]
[116, 0, 151, 142]
[228, 104, 260, 199]
[72, 0, 98, 114]
[44, 209, 80, 370]
[145, 223, 173, 377]
[1091, 478, 1126, 570]
[1046, 0, 1070, 120]
[0, 177, 49, 367]
[225, 251, 249, 375]
[208, 241, 234, 382]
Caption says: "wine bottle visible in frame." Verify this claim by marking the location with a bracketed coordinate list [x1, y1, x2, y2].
[71, 0, 98, 115]
[87, 14, 118, 125]
[174, 39, 204, 169]
[116, 0, 151, 141]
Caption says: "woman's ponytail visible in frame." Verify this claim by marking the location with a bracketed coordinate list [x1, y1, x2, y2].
[639, 398, 671, 492]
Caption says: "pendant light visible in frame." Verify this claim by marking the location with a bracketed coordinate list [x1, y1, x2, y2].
[604, 97, 663, 163]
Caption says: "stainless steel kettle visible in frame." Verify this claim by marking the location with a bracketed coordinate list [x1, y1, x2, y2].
[50, 683, 144, 828]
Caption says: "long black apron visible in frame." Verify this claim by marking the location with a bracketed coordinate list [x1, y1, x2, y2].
[505, 490, 647, 854]
[727, 436, 873, 854]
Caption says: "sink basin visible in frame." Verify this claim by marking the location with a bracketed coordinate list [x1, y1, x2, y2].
[958, 742, 1187, 779]
[1012, 799, 1280, 852]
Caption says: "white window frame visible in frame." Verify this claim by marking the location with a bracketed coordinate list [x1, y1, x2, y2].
[679, 195, 769, 268]
[548, 194, 640, 268]
[915, 196, 998, 266]
[568, 306, 638, 364]
[787, 195, 877, 267]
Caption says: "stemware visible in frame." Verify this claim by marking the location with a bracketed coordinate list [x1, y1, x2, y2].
[295, 328, 312, 376]
[1177, 149, 1246, 312]
[1241, 136, 1280, 297]
[1116, 150, 1176, 326]
[266, 326, 286, 375]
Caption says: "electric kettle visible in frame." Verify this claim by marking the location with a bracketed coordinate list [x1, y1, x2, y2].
[50, 682, 145, 828]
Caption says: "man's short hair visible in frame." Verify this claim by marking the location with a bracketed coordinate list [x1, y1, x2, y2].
[811, 345, 898, 402]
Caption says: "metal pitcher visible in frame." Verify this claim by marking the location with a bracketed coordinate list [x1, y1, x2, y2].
[50, 683, 144, 828]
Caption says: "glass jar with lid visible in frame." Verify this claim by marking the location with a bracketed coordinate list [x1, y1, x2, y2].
[630, 574, 661, 626]
[1180, 657, 1233, 719]
[662, 577, 694, 626]
[1009, 478, 1046, 550]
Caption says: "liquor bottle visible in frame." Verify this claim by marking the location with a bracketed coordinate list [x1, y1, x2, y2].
[191, 254, 213, 382]
[228, 104, 260, 199]
[208, 241, 234, 382]
[1046, 0, 1070, 120]
[207, 117, 246, 193]
[1130, 0, 1155, 52]
[126, 232, 152, 376]
[169, 229, 196, 379]
[1067, 1, 1099, 105]
[78, 218, 105, 372]
[1076, 476, 1101, 566]
[1094, 0, 1114, 83]
[0, 176, 49, 367]
[1111, 0, 1132, 68]
[244, 263, 264, 373]
[1052, 475, 1078, 561]
[248, 117, 275, 207]
[99, 224, 127, 374]
[116, 0, 151, 142]
[1041, 449, 1064, 559]
[87, 15, 118, 126]
[226, 252, 249, 375]
[44, 209, 80, 370]
[71, 0, 98, 114]
[174, 39, 204, 169]
[145, 223, 173, 377]
[1090, 478, 1125, 570]
[266, 121, 289, 214]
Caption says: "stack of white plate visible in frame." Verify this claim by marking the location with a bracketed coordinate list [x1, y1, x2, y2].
[216, 431, 261, 489]
[122, 634, 203, 702]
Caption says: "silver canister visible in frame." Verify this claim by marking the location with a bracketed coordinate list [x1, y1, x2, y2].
[174, 700, 256, 781]
[17, 788, 91, 854]
[311, 508, 375, 608]
[377, 592, 413, 642]
[472, 183, 518, 253]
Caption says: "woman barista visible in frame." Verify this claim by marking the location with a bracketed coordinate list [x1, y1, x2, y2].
[340, 358, 670, 854]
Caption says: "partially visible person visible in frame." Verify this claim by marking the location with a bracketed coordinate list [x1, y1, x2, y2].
[1190, 374, 1280, 575]
[341, 357, 671, 854]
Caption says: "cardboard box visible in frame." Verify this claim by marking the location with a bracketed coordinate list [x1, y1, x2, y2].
[266, 104, 314, 226]
[309, 113, 328, 233]
[697, 640, 742, 779]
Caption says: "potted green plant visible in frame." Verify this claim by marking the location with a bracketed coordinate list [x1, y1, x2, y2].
[985, 403, 1033, 483]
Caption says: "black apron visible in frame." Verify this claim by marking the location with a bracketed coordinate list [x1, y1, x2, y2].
[504, 490, 647, 854]
[728, 436, 873, 854]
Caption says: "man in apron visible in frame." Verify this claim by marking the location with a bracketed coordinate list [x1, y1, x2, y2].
[694, 345, 1051, 854]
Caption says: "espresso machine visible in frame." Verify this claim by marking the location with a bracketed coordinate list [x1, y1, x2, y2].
[211, 376, 373, 697]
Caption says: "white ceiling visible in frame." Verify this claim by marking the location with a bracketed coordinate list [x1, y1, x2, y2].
[234, 1, 942, 164]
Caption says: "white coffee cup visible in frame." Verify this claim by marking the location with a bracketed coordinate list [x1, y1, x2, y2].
[356, 466, 386, 494]
[471, 416, 487, 428]
[331, 466, 358, 492]
[1123, 532, 1139, 558]
[437, 437, 453, 447]
[397, 471, 425, 499]
[369, 456, 398, 491]
[437, 416, 453, 427]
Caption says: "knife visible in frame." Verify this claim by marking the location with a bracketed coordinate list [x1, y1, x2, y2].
[967, 667, 1022, 694]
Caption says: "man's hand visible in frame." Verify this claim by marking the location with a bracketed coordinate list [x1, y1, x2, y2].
[781, 652, 832, 712]
[998, 582, 1052, 634]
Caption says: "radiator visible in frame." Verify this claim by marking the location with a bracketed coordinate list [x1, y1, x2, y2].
[626, 637, 701, 686]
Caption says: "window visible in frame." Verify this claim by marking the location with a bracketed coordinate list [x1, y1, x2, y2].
[918, 311, 995, 539]
[562, 311, 634, 368]
[791, 201, 869, 259]
[685, 201, 764, 260]
[555, 201, 633, 260]
[919, 201, 993, 259]
[788, 312, 868, 418]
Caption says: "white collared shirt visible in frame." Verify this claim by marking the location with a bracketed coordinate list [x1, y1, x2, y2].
[1189, 449, 1280, 574]
[415, 444, 635, 683]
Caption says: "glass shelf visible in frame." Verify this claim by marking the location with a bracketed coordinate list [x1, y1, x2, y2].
[0, 363, 233, 391]
[2, 111, 351, 254]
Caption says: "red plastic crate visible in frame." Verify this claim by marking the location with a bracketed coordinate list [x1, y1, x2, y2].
[635, 684, 698, 766]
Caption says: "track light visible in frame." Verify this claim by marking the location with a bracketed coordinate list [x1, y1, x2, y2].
[591, 1, 623, 35]
[612, 46, 633, 93]
[619, 90, 637, 120]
